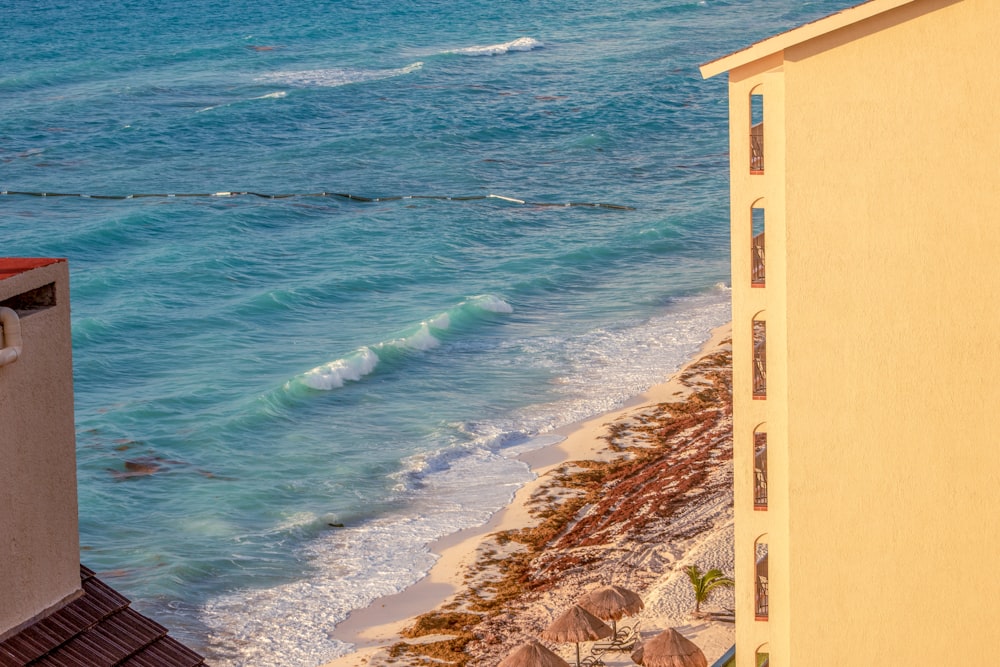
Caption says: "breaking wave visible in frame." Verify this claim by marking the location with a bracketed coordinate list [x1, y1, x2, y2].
[444, 36, 543, 56]
[292, 295, 513, 391]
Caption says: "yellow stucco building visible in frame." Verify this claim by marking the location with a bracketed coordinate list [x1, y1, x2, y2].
[700, 0, 1000, 664]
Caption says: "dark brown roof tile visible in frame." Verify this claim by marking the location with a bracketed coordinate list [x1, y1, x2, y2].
[0, 566, 205, 666]
[119, 638, 206, 667]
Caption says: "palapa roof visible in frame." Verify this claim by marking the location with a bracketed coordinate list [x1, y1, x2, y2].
[700, 0, 928, 78]
[576, 584, 644, 622]
[540, 605, 613, 644]
[630, 628, 707, 667]
[0, 565, 205, 667]
[497, 640, 571, 667]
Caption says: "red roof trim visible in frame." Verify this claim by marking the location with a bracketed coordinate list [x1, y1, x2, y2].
[0, 258, 65, 281]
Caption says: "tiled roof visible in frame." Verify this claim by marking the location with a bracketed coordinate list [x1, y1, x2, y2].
[0, 566, 206, 667]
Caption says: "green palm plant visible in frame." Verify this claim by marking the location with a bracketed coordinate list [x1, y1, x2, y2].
[685, 565, 735, 614]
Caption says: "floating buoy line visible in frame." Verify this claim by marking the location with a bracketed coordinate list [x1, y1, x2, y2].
[0, 190, 635, 210]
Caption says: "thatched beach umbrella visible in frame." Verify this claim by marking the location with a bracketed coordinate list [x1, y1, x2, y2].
[577, 584, 645, 635]
[630, 628, 707, 667]
[541, 604, 613, 667]
[498, 639, 572, 667]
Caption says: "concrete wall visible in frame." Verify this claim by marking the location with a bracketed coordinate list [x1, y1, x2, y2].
[0, 259, 81, 636]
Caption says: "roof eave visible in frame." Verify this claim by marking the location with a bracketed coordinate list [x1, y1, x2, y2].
[699, 0, 921, 78]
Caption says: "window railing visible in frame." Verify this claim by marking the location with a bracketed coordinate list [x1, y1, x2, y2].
[755, 575, 769, 620]
[752, 321, 766, 398]
[754, 434, 767, 509]
[755, 547, 769, 620]
[751, 231, 765, 286]
[750, 122, 764, 173]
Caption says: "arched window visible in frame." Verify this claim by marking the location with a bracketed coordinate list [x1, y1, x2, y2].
[750, 87, 764, 173]
[755, 537, 769, 620]
[756, 644, 770, 667]
[751, 203, 765, 287]
[752, 314, 766, 399]
[754, 424, 767, 510]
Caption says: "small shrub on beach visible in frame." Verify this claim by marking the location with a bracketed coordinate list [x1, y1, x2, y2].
[685, 564, 735, 614]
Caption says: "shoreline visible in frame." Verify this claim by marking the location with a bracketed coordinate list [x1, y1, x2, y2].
[323, 322, 734, 666]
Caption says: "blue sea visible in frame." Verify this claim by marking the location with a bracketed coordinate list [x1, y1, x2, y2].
[2, 1, 855, 664]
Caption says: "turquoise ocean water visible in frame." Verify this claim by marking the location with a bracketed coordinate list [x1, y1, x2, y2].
[2, 1, 854, 664]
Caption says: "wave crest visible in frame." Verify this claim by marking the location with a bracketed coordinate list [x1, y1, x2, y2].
[301, 347, 379, 390]
[294, 295, 513, 392]
[446, 37, 543, 57]
[465, 294, 514, 314]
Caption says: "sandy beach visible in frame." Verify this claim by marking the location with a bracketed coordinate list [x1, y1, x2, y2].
[322, 323, 734, 667]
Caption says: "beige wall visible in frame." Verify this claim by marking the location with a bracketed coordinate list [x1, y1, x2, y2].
[0, 260, 81, 636]
[781, 1, 1000, 662]
[724, 0, 1000, 664]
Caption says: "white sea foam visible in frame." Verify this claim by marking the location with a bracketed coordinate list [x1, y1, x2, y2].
[200, 447, 528, 667]
[545, 290, 730, 426]
[296, 295, 512, 391]
[393, 322, 441, 351]
[388, 424, 533, 493]
[301, 346, 379, 390]
[455, 287, 733, 453]
[426, 311, 451, 329]
[466, 294, 514, 313]
[254, 91, 287, 100]
[446, 36, 543, 56]
[392, 444, 471, 488]
[258, 62, 423, 87]
[196, 90, 287, 113]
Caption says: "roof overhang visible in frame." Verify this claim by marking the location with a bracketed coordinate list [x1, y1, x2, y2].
[699, 0, 922, 78]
